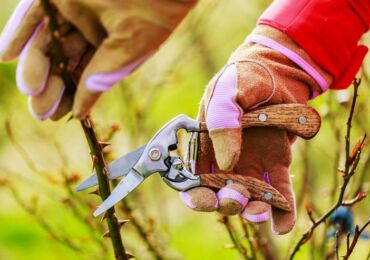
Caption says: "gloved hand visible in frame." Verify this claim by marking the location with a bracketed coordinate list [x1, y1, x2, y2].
[179, 25, 333, 234]
[0, 0, 196, 120]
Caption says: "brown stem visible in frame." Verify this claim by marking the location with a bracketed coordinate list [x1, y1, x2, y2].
[39, 1, 127, 259]
[81, 118, 127, 260]
[343, 219, 370, 259]
[219, 216, 250, 260]
[238, 217, 257, 260]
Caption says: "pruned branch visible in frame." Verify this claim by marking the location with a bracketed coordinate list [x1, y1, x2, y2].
[289, 79, 367, 259]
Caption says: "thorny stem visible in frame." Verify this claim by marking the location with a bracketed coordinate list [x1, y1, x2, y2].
[40, 1, 127, 259]
[81, 118, 127, 260]
[289, 80, 366, 259]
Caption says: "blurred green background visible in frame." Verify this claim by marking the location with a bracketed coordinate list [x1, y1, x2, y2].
[0, 1, 369, 259]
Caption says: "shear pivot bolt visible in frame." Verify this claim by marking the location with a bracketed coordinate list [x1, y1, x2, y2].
[298, 116, 307, 124]
[258, 113, 268, 122]
[264, 192, 273, 201]
[149, 148, 161, 161]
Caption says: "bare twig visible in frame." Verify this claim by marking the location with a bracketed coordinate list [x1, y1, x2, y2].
[5, 119, 39, 173]
[238, 217, 257, 260]
[341, 191, 367, 206]
[342, 219, 370, 259]
[289, 80, 366, 259]
[120, 199, 166, 260]
[39, 1, 127, 259]
[0, 179, 82, 253]
[335, 231, 340, 260]
[219, 216, 250, 260]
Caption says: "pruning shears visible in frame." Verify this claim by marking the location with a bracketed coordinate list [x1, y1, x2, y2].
[76, 104, 321, 217]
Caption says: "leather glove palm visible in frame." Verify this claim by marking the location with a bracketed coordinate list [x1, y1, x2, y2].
[0, 0, 196, 120]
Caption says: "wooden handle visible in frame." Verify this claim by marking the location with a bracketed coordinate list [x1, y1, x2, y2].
[200, 104, 321, 139]
[200, 174, 292, 211]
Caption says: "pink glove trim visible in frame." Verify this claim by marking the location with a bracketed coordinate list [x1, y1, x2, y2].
[179, 191, 196, 209]
[16, 22, 49, 96]
[85, 54, 152, 92]
[241, 211, 270, 223]
[0, 0, 35, 59]
[206, 63, 241, 130]
[263, 171, 271, 185]
[27, 85, 65, 120]
[246, 34, 328, 98]
[217, 188, 249, 208]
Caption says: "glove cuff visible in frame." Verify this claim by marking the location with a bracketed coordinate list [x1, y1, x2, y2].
[247, 25, 333, 98]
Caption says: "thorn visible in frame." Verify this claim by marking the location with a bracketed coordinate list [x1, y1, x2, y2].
[98, 141, 111, 150]
[53, 30, 61, 39]
[100, 211, 109, 223]
[102, 230, 110, 238]
[66, 115, 74, 123]
[59, 62, 65, 70]
[88, 188, 100, 196]
[91, 155, 98, 170]
[126, 252, 135, 259]
[118, 219, 130, 227]
[83, 117, 93, 129]
[224, 244, 236, 249]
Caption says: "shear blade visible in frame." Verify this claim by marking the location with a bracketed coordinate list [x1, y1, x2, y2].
[93, 169, 144, 216]
[76, 145, 146, 192]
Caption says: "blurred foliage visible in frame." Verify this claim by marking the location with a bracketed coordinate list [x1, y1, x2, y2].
[0, 0, 369, 259]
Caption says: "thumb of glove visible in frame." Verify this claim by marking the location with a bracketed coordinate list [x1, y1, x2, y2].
[203, 59, 275, 171]
[203, 64, 242, 171]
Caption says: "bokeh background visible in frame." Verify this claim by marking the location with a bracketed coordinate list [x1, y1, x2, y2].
[0, 1, 369, 259]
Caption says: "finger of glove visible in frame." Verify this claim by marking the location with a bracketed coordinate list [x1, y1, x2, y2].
[28, 75, 69, 120]
[72, 31, 158, 118]
[205, 64, 242, 171]
[0, 0, 43, 61]
[16, 22, 50, 96]
[179, 187, 218, 212]
[237, 127, 295, 234]
[241, 201, 270, 223]
[29, 31, 89, 120]
[269, 164, 296, 235]
[217, 183, 250, 215]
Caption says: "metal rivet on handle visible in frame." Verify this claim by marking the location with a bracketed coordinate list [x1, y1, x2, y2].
[298, 116, 307, 124]
[258, 113, 268, 122]
[225, 179, 233, 185]
[264, 192, 273, 201]
[148, 148, 161, 161]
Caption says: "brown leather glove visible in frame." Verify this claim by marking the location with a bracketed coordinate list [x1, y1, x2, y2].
[180, 25, 332, 234]
[0, 0, 196, 120]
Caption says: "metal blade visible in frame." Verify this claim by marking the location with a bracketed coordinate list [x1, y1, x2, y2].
[76, 145, 146, 192]
[93, 169, 144, 217]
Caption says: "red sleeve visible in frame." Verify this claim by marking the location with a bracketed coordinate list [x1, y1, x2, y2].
[258, 0, 370, 90]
